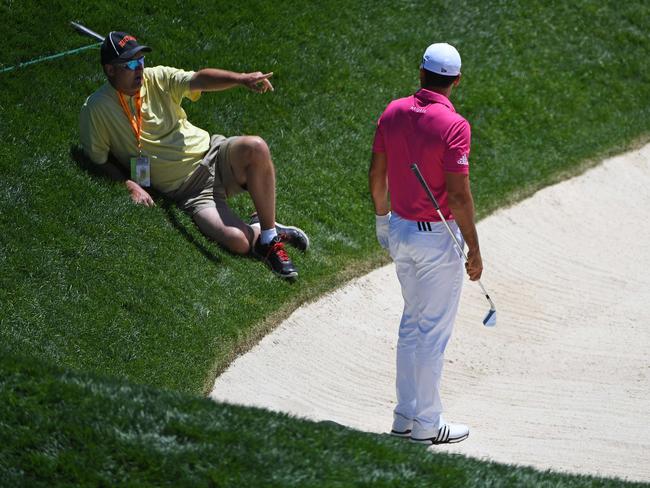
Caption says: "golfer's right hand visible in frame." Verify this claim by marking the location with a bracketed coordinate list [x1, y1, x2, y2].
[126, 180, 155, 207]
[466, 248, 483, 281]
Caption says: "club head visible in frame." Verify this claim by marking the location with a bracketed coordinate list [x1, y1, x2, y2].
[483, 308, 497, 327]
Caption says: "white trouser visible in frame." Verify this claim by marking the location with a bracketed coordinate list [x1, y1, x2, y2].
[389, 212, 464, 434]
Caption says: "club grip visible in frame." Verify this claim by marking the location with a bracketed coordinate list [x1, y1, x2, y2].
[70, 21, 104, 42]
[410, 163, 441, 211]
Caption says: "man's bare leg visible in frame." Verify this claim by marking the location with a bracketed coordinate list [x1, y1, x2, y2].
[193, 135, 300, 277]
[227, 136, 277, 234]
[226, 135, 300, 277]
[193, 202, 258, 255]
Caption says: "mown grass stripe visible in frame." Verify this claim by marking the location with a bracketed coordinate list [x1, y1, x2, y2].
[1, 350, 642, 487]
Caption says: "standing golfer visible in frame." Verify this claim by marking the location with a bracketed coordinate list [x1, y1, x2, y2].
[369, 43, 482, 444]
[80, 31, 308, 279]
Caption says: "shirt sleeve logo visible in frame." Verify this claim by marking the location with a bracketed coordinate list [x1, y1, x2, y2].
[457, 154, 469, 166]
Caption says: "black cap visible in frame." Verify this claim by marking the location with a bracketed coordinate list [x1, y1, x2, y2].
[100, 31, 152, 65]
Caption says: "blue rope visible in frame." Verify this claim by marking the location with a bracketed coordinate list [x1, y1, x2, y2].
[0, 43, 101, 74]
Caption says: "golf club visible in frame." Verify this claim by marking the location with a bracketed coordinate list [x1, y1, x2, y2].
[70, 21, 104, 42]
[410, 163, 497, 327]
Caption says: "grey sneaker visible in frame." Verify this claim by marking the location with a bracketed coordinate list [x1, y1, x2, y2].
[252, 235, 298, 279]
[249, 213, 309, 251]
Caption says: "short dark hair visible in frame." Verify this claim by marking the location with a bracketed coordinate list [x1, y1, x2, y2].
[421, 68, 459, 89]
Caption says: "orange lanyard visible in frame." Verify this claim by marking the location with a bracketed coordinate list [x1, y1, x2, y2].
[117, 91, 143, 154]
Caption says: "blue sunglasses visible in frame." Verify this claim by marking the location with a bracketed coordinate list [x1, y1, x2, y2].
[117, 57, 145, 70]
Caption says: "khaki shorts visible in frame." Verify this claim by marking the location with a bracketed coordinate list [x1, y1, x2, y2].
[170, 135, 246, 216]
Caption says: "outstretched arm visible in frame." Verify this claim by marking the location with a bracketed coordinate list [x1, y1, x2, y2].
[189, 69, 274, 93]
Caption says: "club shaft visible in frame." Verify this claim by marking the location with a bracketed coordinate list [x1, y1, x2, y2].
[70, 21, 104, 42]
[411, 163, 496, 311]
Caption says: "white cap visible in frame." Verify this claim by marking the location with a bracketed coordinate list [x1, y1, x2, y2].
[420, 43, 461, 76]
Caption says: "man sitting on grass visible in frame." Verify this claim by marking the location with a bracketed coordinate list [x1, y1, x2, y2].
[79, 31, 308, 279]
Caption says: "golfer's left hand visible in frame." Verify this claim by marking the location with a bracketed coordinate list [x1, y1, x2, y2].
[241, 72, 274, 93]
[375, 212, 391, 250]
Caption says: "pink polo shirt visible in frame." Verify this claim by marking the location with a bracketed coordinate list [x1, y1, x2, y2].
[372, 88, 471, 222]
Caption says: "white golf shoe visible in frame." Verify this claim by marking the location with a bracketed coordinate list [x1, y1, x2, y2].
[389, 414, 413, 438]
[410, 422, 470, 445]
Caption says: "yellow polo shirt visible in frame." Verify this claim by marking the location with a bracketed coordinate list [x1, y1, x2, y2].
[79, 66, 210, 193]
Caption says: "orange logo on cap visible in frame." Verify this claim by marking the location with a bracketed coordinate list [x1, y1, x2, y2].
[118, 35, 137, 47]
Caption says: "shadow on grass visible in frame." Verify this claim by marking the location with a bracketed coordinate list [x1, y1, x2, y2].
[69, 145, 223, 266]
[159, 199, 224, 266]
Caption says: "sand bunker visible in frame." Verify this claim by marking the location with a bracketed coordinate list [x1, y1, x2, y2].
[211, 146, 650, 482]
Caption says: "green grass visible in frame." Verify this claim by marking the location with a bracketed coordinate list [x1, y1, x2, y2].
[2, 0, 650, 485]
[3, 0, 649, 394]
[3, 350, 646, 488]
